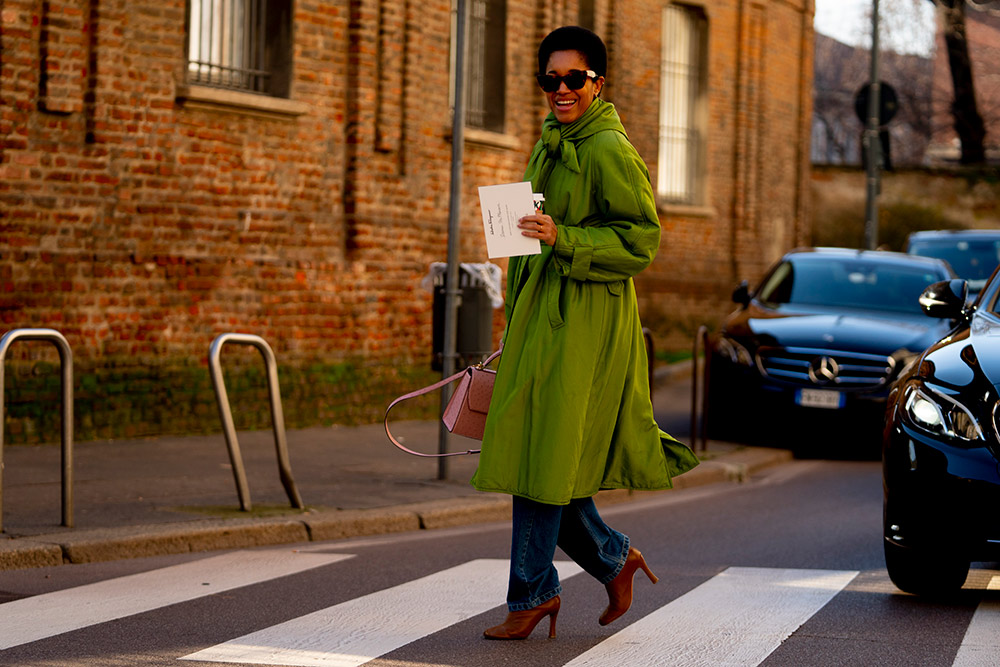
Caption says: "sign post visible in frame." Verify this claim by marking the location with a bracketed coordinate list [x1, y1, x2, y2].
[438, 0, 469, 479]
[863, 0, 882, 250]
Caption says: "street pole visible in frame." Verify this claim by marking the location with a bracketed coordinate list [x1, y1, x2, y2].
[864, 0, 882, 251]
[438, 0, 469, 479]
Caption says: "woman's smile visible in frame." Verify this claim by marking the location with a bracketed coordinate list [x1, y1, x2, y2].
[551, 96, 581, 122]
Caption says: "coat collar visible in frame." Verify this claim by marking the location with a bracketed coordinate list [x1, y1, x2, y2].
[539, 98, 626, 174]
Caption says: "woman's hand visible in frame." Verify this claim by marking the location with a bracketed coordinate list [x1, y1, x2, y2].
[518, 213, 558, 246]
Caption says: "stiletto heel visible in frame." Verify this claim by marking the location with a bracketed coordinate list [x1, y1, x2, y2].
[484, 595, 561, 640]
[599, 547, 657, 626]
[640, 557, 658, 584]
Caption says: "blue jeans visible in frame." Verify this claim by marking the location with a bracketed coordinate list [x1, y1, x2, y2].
[507, 495, 630, 611]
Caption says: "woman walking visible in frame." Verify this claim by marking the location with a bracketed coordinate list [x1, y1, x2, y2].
[471, 26, 699, 640]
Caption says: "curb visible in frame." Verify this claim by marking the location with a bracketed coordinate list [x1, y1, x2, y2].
[0, 498, 506, 571]
[0, 445, 791, 571]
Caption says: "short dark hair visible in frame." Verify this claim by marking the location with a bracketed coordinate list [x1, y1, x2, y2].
[537, 26, 607, 77]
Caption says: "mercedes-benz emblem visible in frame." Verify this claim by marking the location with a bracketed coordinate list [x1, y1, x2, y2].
[808, 356, 840, 385]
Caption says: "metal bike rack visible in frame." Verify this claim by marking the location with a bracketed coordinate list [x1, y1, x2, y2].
[0, 328, 74, 532]
[690, 325, 710, 453]
[208, 333, 304, 512]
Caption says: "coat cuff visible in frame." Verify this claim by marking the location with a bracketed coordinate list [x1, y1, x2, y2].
[568, 245, 593, 281]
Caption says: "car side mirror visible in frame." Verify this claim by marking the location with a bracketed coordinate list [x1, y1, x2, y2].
[919, 279, 969, 319]
[732, 280, 751, 307]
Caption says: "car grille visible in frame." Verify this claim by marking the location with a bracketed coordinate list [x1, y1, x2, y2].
[756, 346, 895, 390]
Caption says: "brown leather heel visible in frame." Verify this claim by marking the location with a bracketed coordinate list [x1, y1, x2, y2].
[599, 547, 658, 626]
[483, 595, 560, 640]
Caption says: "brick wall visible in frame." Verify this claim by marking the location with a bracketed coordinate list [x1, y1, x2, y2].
[811, 165, 1000, 235]
[0, 0, 813, 443]
[632, 0, 814, 347]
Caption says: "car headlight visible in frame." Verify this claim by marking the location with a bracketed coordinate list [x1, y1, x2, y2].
[714, 336, 754, 366]
[903, 382, 984, 443]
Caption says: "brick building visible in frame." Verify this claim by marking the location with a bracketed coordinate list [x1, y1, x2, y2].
[0, 0, 813, 443]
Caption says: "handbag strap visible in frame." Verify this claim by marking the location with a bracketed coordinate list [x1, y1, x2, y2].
[384, 349, 501, 457]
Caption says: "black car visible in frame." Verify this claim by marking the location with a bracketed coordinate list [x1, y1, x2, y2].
[883, 268, 1000, 595]
[905, 229, 1000, 295]
[705, 248, 957, 453]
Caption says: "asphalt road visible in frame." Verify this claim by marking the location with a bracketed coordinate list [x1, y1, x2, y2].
[1, 457, 997, 666]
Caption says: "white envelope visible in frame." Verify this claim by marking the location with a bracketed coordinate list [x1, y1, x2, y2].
[477, 181, 542, 259]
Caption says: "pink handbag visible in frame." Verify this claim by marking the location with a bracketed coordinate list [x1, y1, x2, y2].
[385, 349, 501, 457]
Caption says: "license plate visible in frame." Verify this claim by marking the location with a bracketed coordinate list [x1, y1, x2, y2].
[797, 388, 844, 409]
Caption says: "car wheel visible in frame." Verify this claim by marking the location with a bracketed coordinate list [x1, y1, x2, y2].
[703, 392, 730, 441]
[704, 387, 742, 442]
[703, 364, 744, 443]
[884, 538, 969, 596]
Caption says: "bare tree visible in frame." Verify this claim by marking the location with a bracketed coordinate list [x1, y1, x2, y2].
[932, 0, 987, 163]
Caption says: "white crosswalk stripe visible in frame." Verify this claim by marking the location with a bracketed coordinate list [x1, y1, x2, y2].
[0, 550, 352, 651]
[562, 566, 858, 667]
[8, 554, 1000, 665]
[181, 558, 583, 666]
[953, 575, 1000, 667]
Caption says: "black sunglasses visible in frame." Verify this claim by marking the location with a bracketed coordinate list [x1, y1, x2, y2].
[536, 69, 598, 93]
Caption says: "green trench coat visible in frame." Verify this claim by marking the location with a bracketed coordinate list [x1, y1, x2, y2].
[470, 99, 699, 505]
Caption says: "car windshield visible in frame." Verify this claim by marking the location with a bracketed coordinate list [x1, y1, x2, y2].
[907, 238, 1000, 290]
[756, 257, 945, 314]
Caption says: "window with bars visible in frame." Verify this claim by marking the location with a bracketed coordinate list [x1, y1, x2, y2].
[187, 0, 293, 97]
[658, 4, 708, 205]
[464, 0, 506, 132]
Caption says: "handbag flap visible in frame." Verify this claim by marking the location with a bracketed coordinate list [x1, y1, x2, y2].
[442, 372, 471, 430]
[466, 368, 495, 414]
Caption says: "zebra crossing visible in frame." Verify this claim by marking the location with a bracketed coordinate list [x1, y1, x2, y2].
[180, 559, 584, 666]
[2, 548, 999, 666]
[954, 582, 1000, 667]
[561, 567, 857, 667]
[0, 550, 353, 651]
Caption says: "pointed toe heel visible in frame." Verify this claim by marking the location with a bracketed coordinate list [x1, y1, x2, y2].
[599, 547, 658, 626]
[483, 595, 560, 640]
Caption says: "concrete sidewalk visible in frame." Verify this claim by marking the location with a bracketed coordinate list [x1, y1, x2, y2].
[0, 366, 792, 570]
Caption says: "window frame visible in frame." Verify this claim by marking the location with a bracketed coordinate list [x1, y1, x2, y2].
[451, 0, 507, 134]
[185, 0, 293, 99]
[657, 3, 709, 206]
